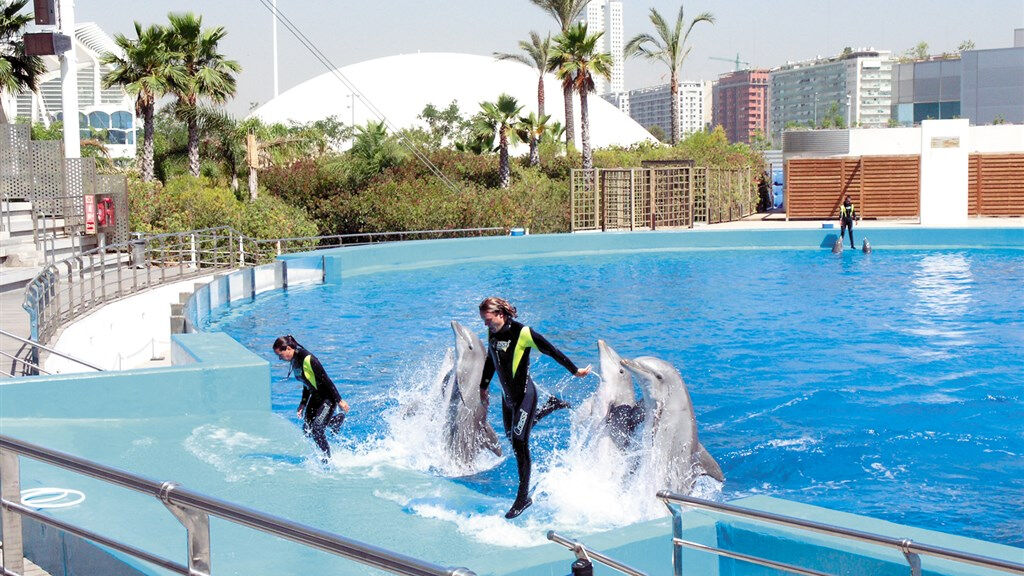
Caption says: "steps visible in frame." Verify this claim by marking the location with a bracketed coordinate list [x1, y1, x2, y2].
[1, 199, 96, 293]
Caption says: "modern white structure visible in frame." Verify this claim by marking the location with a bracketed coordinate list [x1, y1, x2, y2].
[6, 22, 137, 159]
[250, 53, 656, 151]
[626, 80, 712, 140]
[585, 0, 624, 96]
[768, 50, 893, 143]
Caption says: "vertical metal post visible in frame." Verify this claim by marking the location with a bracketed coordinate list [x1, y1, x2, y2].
[1, 449, 25, 575]
[276, 239, 283, 256]
[239, 234, 245, 267]
[663, 501, 683, 576]
[190, 234, 197, 268]
[99, 248, 107, 303]
[160, 483, 212, 576]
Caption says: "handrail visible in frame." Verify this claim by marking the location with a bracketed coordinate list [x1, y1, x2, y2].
[658, 491, 1024, 576]
[0, 328, 102, 372]
[0, 435, 475, 576]
[246, 226, 505, 246]
[547, 530, 647, 576]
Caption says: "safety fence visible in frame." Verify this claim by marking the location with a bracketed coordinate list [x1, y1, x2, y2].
[570, 166, 755, 232]
[0, 435, 475, 576]
[15, 226, 505, 375]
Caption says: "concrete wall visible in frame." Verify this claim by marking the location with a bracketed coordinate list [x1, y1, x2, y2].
[1, 332, 270, 419]
[920, 119, 971, 226]
[849, 127, 921, 155]
[969, 124, 1024, 152]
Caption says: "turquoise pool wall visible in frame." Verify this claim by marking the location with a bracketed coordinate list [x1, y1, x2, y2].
[0, 333, 269, 419]
[278, 228, 1024, 283]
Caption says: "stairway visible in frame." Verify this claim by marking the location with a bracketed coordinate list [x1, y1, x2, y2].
[1, 198, 97, 294]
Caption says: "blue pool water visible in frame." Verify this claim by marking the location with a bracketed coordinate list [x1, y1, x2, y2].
[206, 247, 1024, 548]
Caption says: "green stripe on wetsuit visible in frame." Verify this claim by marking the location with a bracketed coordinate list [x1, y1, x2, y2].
[303, 355, 317, 390]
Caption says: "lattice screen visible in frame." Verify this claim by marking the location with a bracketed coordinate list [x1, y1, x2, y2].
[97, 174, 130, 244]
[571, 170, 597, 231]
[1, 124, 33, 201]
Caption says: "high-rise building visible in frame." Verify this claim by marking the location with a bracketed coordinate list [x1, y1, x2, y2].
[627, 81, 711, 141]
[585, 0, 607, 95]
[586, 0, 624, 96]
[712, 70, 769, 144]
[608, 0, 624, 94]
[768, 50, 893, 143]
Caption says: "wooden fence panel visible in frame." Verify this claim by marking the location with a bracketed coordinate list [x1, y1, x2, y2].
[785, 158, 844, 219]
[971, 154, 1024, 216]
[968, 156, 979, 216]
[862, 156, 920, 217]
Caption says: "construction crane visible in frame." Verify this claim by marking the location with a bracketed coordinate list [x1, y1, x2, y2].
[709, 53, 751, 71]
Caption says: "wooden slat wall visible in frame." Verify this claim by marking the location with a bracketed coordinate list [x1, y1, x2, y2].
[968, 156, 979, 216]
[971, 154, 1024, 216]
[862, 156, 920, 217]
[785, 158, 844, 219]
[787, 156, 921, 219]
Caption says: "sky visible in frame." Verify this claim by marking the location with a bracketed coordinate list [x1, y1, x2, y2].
[71, 0, 1024, 117]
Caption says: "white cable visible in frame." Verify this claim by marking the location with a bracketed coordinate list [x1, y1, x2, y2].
[20, 487, 86, 509]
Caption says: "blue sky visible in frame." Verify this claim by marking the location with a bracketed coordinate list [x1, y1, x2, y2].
[72, 0, 1024, 116]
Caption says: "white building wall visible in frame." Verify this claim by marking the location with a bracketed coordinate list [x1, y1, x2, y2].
[919, 119, 970, 226]
[627, 81, 708, 139]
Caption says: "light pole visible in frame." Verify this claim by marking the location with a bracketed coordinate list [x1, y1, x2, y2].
[58, 0, 80, 158]
[271, 0, 278, 98]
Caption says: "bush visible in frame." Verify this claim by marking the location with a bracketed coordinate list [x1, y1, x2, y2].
[127, 176, 318, 241]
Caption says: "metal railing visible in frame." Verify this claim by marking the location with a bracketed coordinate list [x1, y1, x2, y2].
[547, 530, 647, 576]
[0, 328, 101, 377]
[0, 435, 475, 576]
[659, 491, 1024, 576]
[17, 226, 506, 372]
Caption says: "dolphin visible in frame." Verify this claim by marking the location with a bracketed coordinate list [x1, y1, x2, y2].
[441, 320, 501, 467]
[620, 356, 724, 493]
[579, 340, 644, 450]
[832, 236, 844, 254]
[862, 238, 872, 253]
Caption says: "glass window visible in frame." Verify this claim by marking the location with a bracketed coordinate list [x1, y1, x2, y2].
[107, 130, 127, 145]
[88, 111, 110, 129]
[111, 111, 133, 130]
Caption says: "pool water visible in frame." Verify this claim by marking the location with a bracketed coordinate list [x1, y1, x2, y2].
[206, 248, 1024, 547]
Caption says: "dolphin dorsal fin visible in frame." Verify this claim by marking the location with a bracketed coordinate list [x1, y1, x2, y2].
[696, 443, 725, 482]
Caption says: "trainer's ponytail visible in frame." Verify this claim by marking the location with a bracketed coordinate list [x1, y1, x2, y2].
[272, 334, 301, 352]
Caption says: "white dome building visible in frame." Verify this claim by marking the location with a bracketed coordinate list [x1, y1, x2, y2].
[251, 52, 655, 150]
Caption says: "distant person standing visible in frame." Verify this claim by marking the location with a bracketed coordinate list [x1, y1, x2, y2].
[478, 297, 592, 519]
[839, 195, 858, 249]
[273, 335, 349, 462]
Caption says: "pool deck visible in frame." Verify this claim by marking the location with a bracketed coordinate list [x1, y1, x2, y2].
[1, 215, 1022, 375]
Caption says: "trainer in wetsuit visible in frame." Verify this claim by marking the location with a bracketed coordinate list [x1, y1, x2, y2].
[273, 335, 350, 462]
[478, 297, 592, 519]
[839, 195, 857, 249]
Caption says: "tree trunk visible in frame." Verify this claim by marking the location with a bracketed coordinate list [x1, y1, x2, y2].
[563, 83, 575, 150]
[188, 115, 201, 177]
[529, 136, 539, 167]
[0, 101, 8, 124]
[141, 104, 155, 182]
[670, 71, 679, 145]
[537, 76, 545, 118]
[499, 127, 510, 188]
[580, 89, 592, 170]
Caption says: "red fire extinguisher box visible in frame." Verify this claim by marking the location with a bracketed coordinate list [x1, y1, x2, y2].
[97, 195, 116, 229]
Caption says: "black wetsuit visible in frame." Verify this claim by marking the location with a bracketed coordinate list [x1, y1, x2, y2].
[479, 320, 579, 502]
[290, 348, 343, 458]
[840, 201, 856, 248]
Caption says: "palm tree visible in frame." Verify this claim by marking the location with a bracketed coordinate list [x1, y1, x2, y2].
[528, 0, 588, 149]
[552, 22, 612, 171]
[479, 93, 523, 188]
[625, 5, 714, 145]
[494, 31, 552, 118]
[0, 0, 43, 124]
[102, 23, 178, 182]
[516, 111, 550, 167]
[165, 12, 241, 177]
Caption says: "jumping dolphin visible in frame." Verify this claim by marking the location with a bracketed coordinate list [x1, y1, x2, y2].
[579, 340, 644, 450]
[620, 356, 724, 493]
[441, 320, 501, 467]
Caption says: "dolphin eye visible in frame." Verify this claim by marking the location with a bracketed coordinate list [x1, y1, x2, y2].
[656, 374, 663, 380]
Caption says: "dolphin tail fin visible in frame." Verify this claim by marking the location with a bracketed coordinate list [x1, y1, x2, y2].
[696, 443, 725, 482]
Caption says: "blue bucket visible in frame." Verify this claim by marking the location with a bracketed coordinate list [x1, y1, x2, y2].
[510, 228, 526, 236]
